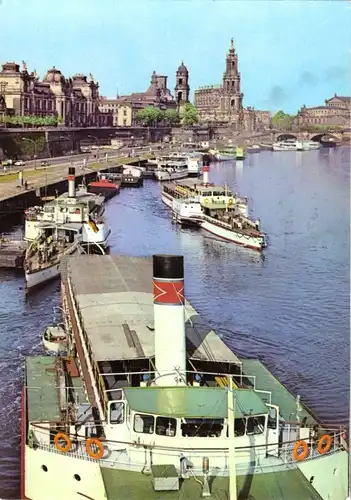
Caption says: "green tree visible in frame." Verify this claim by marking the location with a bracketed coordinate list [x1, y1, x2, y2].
[180, 103, 199, 126]
[271, 110, 296, 131]
[164, 109, 180, 125]
[135, 107, 164, 126]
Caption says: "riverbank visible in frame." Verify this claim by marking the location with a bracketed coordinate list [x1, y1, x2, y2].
[0, 153, 153, 217]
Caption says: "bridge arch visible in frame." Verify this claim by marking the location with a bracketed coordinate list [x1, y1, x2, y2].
[310, 133, 339, 143]
[276, 133, 297, 141]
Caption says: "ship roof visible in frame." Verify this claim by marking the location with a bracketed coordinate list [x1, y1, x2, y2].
[123, 386, 268, 418]
[47, 191, 104, 206]
[169, 179, 231, 193]
[66, 255, 240, 365]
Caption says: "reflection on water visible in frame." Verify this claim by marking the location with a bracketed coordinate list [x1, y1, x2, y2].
[0, 147, 349, 498]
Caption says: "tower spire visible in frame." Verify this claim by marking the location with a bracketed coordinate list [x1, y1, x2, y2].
[230, 37, 234, 50]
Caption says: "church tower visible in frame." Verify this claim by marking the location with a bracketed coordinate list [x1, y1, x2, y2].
[174, 62, 190, 109]
[222, 38, 243, 125]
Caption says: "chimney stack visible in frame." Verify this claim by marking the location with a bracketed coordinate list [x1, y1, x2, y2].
[153, 254, 186, 386]
[68, 167, 76, 198]
[202, 165, 209, 185]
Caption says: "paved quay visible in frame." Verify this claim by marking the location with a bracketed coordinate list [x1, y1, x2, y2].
[0, 153, 152, 203]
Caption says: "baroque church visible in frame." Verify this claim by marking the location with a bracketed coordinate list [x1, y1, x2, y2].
[194, 39, 268, 131]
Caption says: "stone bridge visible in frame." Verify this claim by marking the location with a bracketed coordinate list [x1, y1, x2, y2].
[271, 129, 347, 143]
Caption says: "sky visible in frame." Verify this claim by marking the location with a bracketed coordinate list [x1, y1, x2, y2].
[1, 0, 350, 114]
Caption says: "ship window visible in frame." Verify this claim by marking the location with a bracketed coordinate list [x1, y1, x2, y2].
[156, 416, 177, 436]
[134, 413, 154, 434]
[181, 418, 223, 437]
[234, 418, 246, 437]
[246, 416, 265, 435]
[74, 474, 81, 482]
[109, 402, 125, 424]
[41, 465, 48, 472]
[267, 407, 277, 429]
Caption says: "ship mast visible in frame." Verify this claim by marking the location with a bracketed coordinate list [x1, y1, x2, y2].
[228, 376, 237, 499]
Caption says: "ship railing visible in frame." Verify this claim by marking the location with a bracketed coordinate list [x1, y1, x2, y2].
[29, 425, 347, 470]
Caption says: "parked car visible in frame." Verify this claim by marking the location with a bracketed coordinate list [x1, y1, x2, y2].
[14, 160, 25, 166]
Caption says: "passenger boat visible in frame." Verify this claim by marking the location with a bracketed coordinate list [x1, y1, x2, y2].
[272, 140, 304, 151]
[301, 141, 321, 151]
[167, 152, 203, 177]
[161, 167, 249, 218]
[246, 144, 261, 153]
[88, 176, 120, 200]
[121, 166, 143, 187]
[42, 324, 67, 354]
[154, 160, 188, 181]
[214, 148, 237, 161]
[24, 168, 110, 251]
[24, 224, 83, 291]
[21, 254, 349, 500]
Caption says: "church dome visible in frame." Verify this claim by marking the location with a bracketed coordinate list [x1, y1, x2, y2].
[43, 66, 65, 84]
[177, 61, 188, 74]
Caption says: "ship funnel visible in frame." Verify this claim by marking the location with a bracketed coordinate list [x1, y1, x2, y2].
[153, 254, 186, 386]
[202, 165, 209, 185]
[68, 167, 76, 198]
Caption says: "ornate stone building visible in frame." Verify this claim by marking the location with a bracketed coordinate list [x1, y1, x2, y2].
[99, 68, 182, 126]
[296, 94, 350, 127]
[174, 62, 190, 110]
[194, 39, 270, 131]
[0, 61, 112, 126]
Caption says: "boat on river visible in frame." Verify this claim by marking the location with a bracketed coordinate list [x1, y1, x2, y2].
[154, 159, 188, 181]
[88, 176, 121, 200]
[235, 147, 245, 160]
[42, 324, 67, 354]
[214, 148, 237, 161]
[24, 168, 110, 252]
[21, 254, 349, 499]
[24, 224, 83, 291]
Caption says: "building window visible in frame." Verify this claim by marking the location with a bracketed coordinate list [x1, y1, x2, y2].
[123, 119, 127, 126]
[156, 416, 177, 436]
[134, 413, 154, 434]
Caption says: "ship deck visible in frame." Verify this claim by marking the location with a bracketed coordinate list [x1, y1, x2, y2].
[242, 359, 318, 425]
[100, 467, 323, 500]
[66, 255, 240, 366]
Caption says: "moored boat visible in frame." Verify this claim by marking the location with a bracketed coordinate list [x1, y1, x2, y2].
[121, 165, 143, 187]
[273, 140, 304, 151]
[21, 254, 349, 499]
[214, 148, 237, 161]
[235, 147, 245, 160]
[154, 159, 188, 181]
[42, 324, 67, 354]
[24, 168, 110, 251]
[88, 176, 121, 200]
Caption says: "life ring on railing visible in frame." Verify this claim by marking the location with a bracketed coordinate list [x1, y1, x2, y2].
[85, 437, 104, 460]
[54, 432, 72, 453]
[292, 440, 309, 461]
[204, 198, 209, 204]
[228, 198, 233, 205]
[317, 434, 333, 454]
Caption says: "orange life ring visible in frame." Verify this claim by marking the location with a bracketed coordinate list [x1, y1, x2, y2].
[54, 432, 72, 453]
[85, 437, 104, 460]
[317, 434, 333, 454]
[292, 440, 309, 461]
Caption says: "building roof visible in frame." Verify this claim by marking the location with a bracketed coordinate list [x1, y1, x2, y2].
[123, 386, 269, 418]
[326, 95, 350, 103]
[67, 255, 240, 365]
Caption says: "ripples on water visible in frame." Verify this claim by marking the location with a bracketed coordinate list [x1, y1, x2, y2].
[0, 147, 349, 497]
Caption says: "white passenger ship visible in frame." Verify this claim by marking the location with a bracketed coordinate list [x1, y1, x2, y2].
[273, 140, 320, 152]
[24, 168, 110, 252]
[168, 152, 203, 176]
[21, 254, 349, 500]
[154, 158, 189, 181]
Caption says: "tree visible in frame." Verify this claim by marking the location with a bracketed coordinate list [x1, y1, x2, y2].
[135, 107, 164, 126]
[180, 103, 199, 126]
[164, 109, 180, 125]
[0, 114, 57, 128]
[271, 110, 296, 131]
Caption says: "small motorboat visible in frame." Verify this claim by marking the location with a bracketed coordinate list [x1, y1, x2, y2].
[42, 324, 67, 354]
[88, 176, 121, 200]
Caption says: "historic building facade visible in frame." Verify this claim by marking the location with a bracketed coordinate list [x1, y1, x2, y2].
[0, 61, 112, 126]
[99, 66, 187, 126]
[296, 94, 350, 127]
[194, 39, 270, 131]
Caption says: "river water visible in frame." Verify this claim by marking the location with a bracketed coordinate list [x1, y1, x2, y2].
[0, 147, 349, 498]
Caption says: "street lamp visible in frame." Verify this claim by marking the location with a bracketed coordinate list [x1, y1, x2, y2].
[22, 137, 38, 169]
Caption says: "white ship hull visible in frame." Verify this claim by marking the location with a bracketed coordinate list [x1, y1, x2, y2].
[155, 169, 188, 181]
[201, 219, 264, 251]
[215, 153, 236, 161]
[25, 262, 60, 290]
[25, 221, 109, 248]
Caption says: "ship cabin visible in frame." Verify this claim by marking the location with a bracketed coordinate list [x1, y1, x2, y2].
[56, 256, 281, 462]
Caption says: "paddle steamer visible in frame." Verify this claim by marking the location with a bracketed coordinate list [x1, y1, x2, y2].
[21, 254, 349, 500]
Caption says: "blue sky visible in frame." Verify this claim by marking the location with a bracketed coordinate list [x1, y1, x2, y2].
[1, 0, 350, 113]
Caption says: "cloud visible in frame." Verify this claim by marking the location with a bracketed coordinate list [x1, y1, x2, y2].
[268, 85, 288, 106]
[324, 66, 349, 82]
[298, 71, 319, 86]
